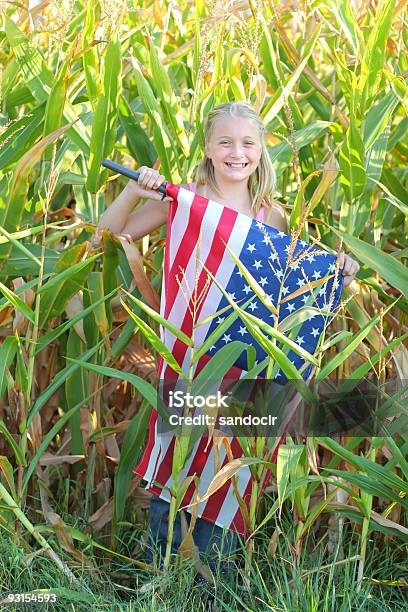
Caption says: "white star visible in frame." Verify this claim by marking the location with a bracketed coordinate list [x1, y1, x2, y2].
[275, 269, 284, 279]
[236, 269, 243, 277]
[281, 285, 290, 296]
[256, 221, 265, 230]
[277, 231, 286, 238]
[216, 317, 224, 324]
[248, 302, 258, 311]
[291, 261, 300, 271]
[296, 278, 306, 287]
[210, 345, 216, 351]
[296, 335, 305, 346]
[243, 284, 251, 295]
[247, 243, 256, 253]
[301, 294, 309, 303]
[328, 263, 336, 274]
[284, 244, 290, 253]
[253, 260, 262, 270]
[312, 270, 321, 280]
[259, 277, 268, 287]
[311, 328, 320, 338]
[300, 240, 308, 247]
[318, 287, 326, 296]
[307, 313, 317, 321]
[286, 302, 295, 313]
[306, 253, 316, 263]
[222, 334, 231, 344]
[228, 292, 236, 300]
[269, 252, 278, 262]
[262, 235, 270, 245]
[238, 326, 248, 336]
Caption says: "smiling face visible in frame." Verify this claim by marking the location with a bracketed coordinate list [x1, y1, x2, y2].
[205, 115, 262, 184]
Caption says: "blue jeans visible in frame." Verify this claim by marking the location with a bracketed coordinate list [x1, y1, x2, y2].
[146, 495, 237, 571]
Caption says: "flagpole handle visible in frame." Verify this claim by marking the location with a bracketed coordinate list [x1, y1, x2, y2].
[102, 159, 168, 195]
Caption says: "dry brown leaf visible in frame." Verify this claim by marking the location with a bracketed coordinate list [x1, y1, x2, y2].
[267, 527, 281, 558]
[371, 510, 408, 536]
[65, 292, 86, 343]
[178, 493, 215, 585]
[118, 236, 160, 312]
[39, 453, 85, 466]
[45, 511, 96, 570]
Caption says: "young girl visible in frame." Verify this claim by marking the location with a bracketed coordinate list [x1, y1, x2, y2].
[96, 102, 359, 574]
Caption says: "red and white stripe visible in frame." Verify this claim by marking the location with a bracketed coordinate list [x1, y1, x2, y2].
[134, 184, 283, 535]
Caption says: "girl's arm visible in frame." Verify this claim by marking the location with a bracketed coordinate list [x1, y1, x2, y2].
[95, 167, 172, 242]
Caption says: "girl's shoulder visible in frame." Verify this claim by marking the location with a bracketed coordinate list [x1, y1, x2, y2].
[182, 182, 197, 192]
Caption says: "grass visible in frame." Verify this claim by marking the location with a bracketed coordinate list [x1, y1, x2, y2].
[0, 500, 407, 611]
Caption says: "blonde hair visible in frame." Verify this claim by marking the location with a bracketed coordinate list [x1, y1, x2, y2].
[193, 102, 276, 215]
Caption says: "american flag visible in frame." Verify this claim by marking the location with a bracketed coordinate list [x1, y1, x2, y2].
[134, 184, 343, 534]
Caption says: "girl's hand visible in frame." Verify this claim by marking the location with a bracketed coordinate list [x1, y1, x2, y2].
[338, 252, 360, 287]
[124, 166, 172, 202]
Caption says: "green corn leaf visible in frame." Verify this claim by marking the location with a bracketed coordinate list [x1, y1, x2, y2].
[86, 35, 122, 192]
[37, 252, 99, 295]
[118, 96, 157, 167]
[0, 225, 41, 268]
[316, 299, 397, 381]
[124, 290, 193, 347]
[0, 104, 44, 170]
[43, 59, 69, 160]
[82, 0, 101, 111]
[112, 398, 151, 540]
[27, 342, 103, 429]
[132, 62, 172, 179]
[262, 26, 321, 126]
[88, 272, 110, 341]
[191, 297, 255, 363]
[65, 329, 87, 458]
[35, 288, 117, 354]
[38, 246, 97, 328]
[367, 178, 408, 216]
[363, 91, 398, 150]
[4, 17, 89, 154]
[0, 337, 18, 398]
[329, 226, 408, 296]
[338, 332, 408, 394]
[121, 300, 187, 379]
[0, 420, 25, 466]
[67, 359, 168, 422]
[192, 341, 255, 397]
[0, 280, 35, 324]
[329, 0, 361, 54]
[339, 112, 366, 203]
[0, 245, 59, 278]
[277, 445, 304, 510]
[359, 0, 397, 112]
[148, 40, 188, 157]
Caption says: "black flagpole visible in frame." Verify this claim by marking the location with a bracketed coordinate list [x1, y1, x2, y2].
[102, 159, 168, 196]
